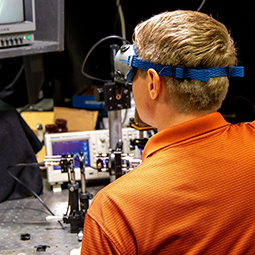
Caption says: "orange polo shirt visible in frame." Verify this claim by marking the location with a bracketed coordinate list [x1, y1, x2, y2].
[81, 112, 255, 255]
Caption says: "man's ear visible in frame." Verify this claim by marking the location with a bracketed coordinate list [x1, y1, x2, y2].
[147, 68, 162, 100]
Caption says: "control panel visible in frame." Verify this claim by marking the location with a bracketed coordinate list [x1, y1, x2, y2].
[0, 33, 34, 48]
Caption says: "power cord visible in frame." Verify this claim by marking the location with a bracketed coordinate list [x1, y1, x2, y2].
[0, 63, 24, 99]
[197, 0, 207, 12]
[7, 160, 98, 229]
[7, 162, 65, 230]
[81, 35, 130, 83]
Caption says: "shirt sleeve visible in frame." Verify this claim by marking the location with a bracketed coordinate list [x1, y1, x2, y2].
[81, 213, 121, 255]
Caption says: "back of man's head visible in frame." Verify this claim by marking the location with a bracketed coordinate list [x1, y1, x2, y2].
[133, 11, 238, 114]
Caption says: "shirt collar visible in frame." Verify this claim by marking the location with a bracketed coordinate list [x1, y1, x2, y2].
[142, 112, 229, 161]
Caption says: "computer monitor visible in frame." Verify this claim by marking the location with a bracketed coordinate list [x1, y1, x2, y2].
[0, 0, 36, 48]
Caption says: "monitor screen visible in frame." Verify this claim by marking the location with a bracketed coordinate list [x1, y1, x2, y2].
[52, 139, 90, 170]
[0, 0, 24, 25]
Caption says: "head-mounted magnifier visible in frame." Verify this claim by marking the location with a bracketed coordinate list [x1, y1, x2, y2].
[114, 44, 137, 83]
[114, 44, 244, 83]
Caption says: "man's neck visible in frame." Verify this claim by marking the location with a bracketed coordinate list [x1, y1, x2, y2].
[155, 108, 215, 132]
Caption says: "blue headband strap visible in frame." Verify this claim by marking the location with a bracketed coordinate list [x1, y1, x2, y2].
[128, 56, 244, 81]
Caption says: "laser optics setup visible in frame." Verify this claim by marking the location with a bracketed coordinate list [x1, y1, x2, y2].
[43, 37, 155, 234]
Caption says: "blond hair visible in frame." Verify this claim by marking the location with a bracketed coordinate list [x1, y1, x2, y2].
[133, 10, 238, 113]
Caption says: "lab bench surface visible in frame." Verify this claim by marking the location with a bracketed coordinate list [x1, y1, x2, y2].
[0, 183, 105, 255]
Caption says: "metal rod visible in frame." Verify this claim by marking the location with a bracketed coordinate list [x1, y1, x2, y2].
[108, 110, 122, 149]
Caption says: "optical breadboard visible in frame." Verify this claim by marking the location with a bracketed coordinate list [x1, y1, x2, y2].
[45, 128, 143, 187]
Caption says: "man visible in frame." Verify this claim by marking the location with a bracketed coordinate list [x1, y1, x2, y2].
[81, 11, 254, 254]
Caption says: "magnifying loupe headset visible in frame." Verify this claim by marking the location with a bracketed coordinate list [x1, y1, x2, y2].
[114, 44, 244, 83]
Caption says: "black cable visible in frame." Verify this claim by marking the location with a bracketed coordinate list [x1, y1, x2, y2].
[73, 155, 99, 170]
[81, 35, 131, 83]
[7, 166, 54, 215]
[7, 163, 65, 229]
[0, 64, 24, 98]
[197, 0, 207, 12]
[85, 164, 99, 170]
[7, 162, 43, 168]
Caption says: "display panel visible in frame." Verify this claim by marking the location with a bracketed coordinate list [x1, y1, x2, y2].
[52, 139, 90, 170]
[0, 0, 24, 24]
